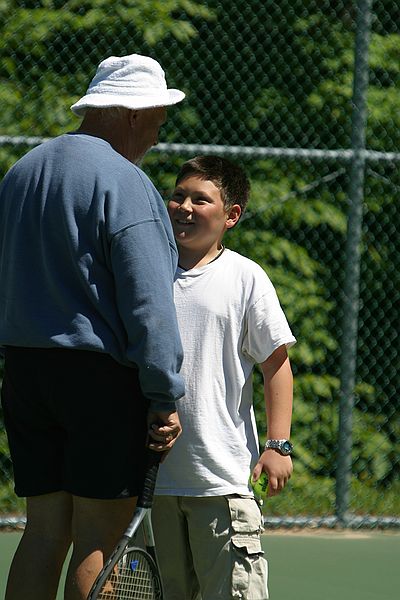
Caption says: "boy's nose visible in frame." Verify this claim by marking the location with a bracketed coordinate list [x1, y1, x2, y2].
[179, 198, 193, 212]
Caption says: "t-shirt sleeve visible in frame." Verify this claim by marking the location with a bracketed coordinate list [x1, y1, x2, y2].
[242, 285, 296, 364]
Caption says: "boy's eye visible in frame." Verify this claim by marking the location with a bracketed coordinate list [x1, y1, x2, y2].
[169, 193, 211, 205]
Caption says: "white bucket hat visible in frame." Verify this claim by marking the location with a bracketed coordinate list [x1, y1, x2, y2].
[70, 54, 185, 116]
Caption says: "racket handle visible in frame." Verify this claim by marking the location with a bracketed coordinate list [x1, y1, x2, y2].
[138, 448, 162, 509]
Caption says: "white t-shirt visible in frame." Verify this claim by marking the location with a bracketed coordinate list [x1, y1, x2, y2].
[156, 248, 296, 497]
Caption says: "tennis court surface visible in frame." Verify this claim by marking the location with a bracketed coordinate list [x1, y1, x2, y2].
[1, 528, 398, 599]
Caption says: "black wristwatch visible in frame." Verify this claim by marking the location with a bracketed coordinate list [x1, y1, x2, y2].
[264, 439, 293, 456]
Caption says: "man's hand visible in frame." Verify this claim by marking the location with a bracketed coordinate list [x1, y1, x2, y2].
[252, 449, 293, 497]
[147, 409, 182, 460]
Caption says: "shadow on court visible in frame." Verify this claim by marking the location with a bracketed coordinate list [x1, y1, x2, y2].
[0, 529, 399, 599]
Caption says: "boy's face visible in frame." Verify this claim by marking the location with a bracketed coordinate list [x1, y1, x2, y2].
[168, 176, 240, 253]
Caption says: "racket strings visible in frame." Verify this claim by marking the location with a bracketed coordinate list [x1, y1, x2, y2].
[97, 549, 161, 599]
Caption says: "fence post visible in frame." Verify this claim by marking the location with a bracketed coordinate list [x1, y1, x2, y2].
[335, 0, 373, 525]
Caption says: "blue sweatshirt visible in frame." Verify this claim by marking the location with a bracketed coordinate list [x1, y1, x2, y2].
[0, 133, 185, 410]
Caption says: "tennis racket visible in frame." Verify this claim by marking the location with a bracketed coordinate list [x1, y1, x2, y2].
[87, 448, 163, 599]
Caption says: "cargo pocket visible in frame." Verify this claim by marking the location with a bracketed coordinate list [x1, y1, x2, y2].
[227, 497, 269, 599]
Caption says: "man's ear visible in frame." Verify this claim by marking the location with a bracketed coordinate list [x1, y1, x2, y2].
[225, 204, 242, 229]
[128, 110, 138, 128]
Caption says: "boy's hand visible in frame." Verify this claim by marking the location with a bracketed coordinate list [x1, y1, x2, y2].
[252, 449, 293, 497]
[147, 410, 182, 460]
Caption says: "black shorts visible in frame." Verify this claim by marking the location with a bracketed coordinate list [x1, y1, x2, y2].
[1, 347, 149, 499]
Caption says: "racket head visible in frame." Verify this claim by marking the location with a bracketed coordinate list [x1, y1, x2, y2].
[92, 546, 163, 599]
[87, 448, 164, 599]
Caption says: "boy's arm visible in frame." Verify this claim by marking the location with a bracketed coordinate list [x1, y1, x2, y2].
[252, 344, 294, 497]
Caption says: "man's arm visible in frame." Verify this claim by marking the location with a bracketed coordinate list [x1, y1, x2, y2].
[112, 219, 185, 408]
[251, 344, 294, 497]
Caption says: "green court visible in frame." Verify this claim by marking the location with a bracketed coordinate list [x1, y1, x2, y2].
[1, 529, 398, 600]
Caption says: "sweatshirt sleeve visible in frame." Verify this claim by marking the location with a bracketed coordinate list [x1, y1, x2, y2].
[110, 218, 185, 410]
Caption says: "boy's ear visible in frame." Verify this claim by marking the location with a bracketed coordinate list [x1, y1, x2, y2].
[225, 204, 242, 229]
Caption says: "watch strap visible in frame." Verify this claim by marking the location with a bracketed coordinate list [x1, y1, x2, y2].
[264, 439, 293, 455]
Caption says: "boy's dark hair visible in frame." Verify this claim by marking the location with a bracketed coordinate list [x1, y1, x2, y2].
[175, 155, 250, 217]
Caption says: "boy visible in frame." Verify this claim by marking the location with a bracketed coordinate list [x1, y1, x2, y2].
[152, 156, 296, 599]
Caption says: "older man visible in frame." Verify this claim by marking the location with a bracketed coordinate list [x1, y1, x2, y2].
[0, 54, 185, 600]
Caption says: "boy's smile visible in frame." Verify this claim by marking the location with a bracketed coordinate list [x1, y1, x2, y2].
[168, 176, 240, 266]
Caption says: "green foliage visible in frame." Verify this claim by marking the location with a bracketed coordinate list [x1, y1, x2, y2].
[0, 424, 11, 476]
[0, 0, 398, 518]
[0, 0, 215, 138]
[227, 160, 343, 374]
[265, 474, 336, 516]
[251, 365, 397, 487]
[1, 1, 214, 47]
[0, 480, 25, 515]
[0, 394, 15, 503]
[292, 377, 394, 484]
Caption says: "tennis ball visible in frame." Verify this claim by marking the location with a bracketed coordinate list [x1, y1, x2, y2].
[249, 471, 269, 500]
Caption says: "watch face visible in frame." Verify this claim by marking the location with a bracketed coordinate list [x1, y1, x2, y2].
[281, 440, 293, 455]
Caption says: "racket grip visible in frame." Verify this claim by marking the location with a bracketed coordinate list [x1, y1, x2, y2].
[139, 448, 162, 508]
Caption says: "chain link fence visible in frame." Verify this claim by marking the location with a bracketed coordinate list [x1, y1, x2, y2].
[0, 0, 399, 529]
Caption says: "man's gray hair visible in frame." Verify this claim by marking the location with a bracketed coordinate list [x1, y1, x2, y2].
[85, 106, 131, 122]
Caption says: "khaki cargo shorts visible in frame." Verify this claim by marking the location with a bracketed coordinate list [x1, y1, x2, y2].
[152, 495, 269, 600]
